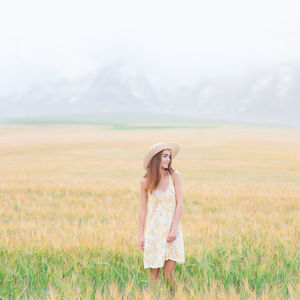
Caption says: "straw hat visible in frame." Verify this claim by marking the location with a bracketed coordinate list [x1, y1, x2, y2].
[143, 142, 180, 169]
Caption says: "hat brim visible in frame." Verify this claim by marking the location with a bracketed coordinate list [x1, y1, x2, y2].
[143, 142, 180, 169]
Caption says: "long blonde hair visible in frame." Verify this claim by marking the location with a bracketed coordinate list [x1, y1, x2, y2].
[143, 149, 175, 194]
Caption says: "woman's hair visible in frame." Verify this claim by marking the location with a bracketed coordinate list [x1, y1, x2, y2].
[143, 149, 175, 194]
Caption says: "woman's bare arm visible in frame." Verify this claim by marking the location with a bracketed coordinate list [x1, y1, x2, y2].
[170, 170, 184, 234]
[139, 177, 148, 238]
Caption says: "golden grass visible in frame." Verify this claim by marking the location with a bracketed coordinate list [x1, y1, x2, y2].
[1, 124, 299, 252]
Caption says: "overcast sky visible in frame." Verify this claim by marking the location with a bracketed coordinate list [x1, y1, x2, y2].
[0, 0, 300, 95]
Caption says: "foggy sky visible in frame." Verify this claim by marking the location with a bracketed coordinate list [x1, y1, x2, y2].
[0, 0, 300, 96]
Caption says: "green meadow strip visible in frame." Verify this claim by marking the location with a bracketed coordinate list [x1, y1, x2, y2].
[0, 243, 298, 299]
[110, 123, 217, 130]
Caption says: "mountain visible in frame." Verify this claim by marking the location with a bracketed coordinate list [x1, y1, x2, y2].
[0, 62, 164, 117]
[0, 62, 299, 126]
[170, 65, 300, 126]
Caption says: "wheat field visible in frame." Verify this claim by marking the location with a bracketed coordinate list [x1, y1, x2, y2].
[0, 123, 299, 299]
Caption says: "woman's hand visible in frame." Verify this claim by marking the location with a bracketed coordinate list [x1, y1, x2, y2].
[167, 229, 177, 243]
[139, 235, 145, 252]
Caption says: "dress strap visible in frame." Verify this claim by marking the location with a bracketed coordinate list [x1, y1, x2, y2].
[169, 172, 175, 188]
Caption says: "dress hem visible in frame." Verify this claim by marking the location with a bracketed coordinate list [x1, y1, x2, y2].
[144, 258, 185, 269]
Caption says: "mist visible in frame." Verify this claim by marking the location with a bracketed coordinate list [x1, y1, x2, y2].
[0, 0, 299, 126]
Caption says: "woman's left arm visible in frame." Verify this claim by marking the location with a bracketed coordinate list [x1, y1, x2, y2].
[168, 170, 184, 239]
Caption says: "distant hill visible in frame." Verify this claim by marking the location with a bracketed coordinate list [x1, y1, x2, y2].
[0, 61, 299, 127]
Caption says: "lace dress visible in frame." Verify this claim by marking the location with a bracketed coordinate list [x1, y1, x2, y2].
[144, 173, 185, 268]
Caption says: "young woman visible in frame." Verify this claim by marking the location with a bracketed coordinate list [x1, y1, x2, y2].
[139, 142, 185, 294]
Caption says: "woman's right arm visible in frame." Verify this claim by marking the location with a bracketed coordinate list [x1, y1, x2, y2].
[138, 177, 148, 251]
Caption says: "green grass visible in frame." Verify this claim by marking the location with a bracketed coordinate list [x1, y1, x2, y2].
[0, 242, 298, 299]
[0, 112, 206, 125]
[2, 112, 297, 129]
[110, 123, 218, 130]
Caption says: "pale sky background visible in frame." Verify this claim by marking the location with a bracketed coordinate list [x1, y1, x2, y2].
[1, 0, 300, 95]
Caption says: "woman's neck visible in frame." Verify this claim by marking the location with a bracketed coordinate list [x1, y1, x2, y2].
[160, 168, 169, 177]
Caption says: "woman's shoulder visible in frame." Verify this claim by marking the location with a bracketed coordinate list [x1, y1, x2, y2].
[140, 176, 147, 187]
[171, 169, 181, 181]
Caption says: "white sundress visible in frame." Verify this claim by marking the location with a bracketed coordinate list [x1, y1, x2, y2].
[143, 172, 185, 268]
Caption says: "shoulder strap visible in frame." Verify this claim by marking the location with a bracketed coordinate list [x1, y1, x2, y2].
[170, 172, 176, 187]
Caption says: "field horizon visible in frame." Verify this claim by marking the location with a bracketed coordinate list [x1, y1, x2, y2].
[1, 112, 300, 129]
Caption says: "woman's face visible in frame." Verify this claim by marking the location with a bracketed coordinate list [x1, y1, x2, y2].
[161, 149, 171, 169]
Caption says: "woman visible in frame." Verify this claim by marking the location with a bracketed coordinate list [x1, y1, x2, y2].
[139, 142, 185, 294]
